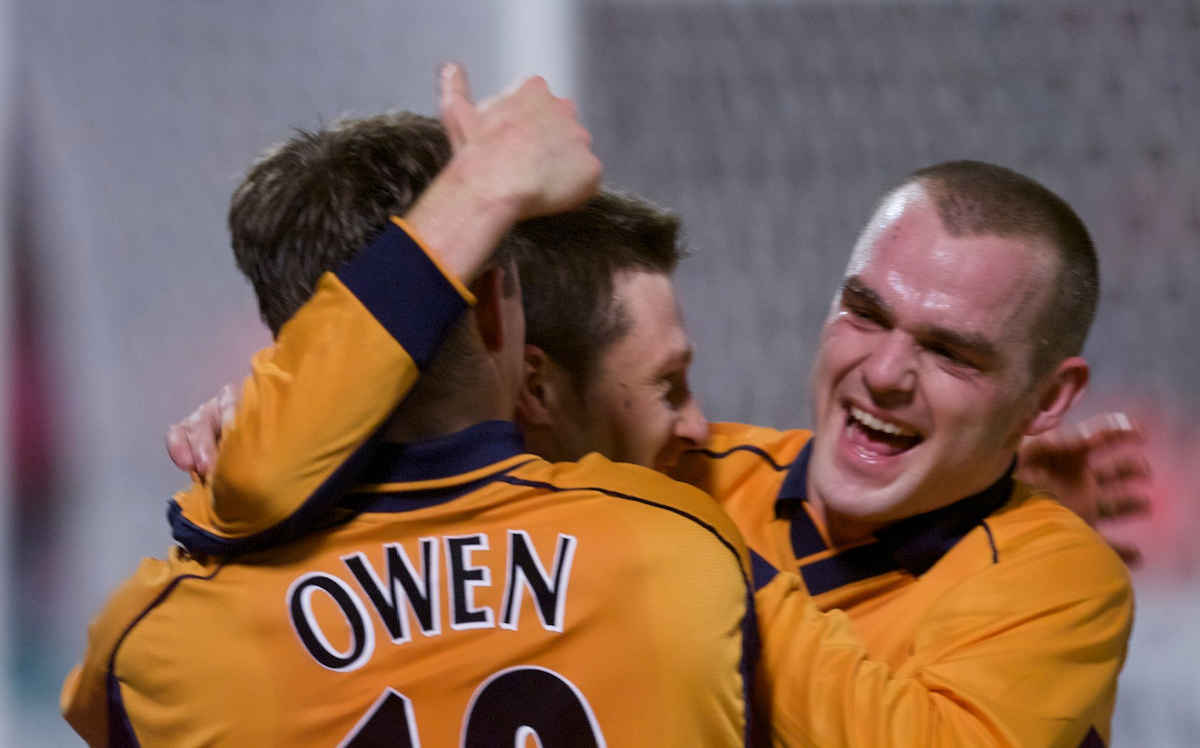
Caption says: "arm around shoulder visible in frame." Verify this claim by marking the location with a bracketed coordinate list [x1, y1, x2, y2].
[174, 222, 472, 552]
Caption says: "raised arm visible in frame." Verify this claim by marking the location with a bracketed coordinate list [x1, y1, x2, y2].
[170, 66, 600, 555]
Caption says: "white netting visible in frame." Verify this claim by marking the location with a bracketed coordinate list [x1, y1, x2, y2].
[585, 0, 1200, 429]
[583, 4, 1200, 742]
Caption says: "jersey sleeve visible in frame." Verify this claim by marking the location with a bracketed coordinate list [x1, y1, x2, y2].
[755, 530, 1133, 748]
[169, 218, 475, 555]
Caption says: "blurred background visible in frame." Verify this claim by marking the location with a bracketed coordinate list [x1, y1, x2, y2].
[1, 0, 1196, 743]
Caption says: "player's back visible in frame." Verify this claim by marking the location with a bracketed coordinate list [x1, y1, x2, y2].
[64, 425, 754, 747]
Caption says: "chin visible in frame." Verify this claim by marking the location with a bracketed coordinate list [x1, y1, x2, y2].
[813, 455, 913, 519]
[821, 485, 898, 523]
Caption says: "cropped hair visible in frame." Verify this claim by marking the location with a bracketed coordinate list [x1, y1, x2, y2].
[228, 112, 520, 399]
[907, 160, 1099, 377]
[229, 112, 458, 335]
[514, 190, 684, 393]
[231, 112, 522, 336]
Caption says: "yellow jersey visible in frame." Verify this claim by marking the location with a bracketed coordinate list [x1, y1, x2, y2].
[674, 421, 1133, 748]
[62, 220, 756, 747]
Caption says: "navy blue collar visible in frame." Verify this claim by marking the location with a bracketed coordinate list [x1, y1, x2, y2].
[777, 441, 1014, 586]
[358, 420, 527, 485]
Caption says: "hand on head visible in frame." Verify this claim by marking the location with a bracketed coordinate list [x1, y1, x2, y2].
[402, 63, 602, 283]
[438, 63, 601, 220]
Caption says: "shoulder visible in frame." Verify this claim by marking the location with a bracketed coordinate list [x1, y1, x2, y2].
[80, 555, 180, 661]
[509, 454, 749, 572]
[671, 422, 811, 509]
[690, 422, 813, 469]
[62, 549, 210, 742]
[988, 483, 1131, 588]
[933, 483, 1133, 624]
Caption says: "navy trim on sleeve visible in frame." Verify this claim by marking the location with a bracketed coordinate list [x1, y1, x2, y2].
[336, 222, 470, 369]
[169, 433, 383, 556]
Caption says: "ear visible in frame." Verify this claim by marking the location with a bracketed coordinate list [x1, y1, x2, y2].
[1024, 356, 1090, 437]
[515, 344, 557, 427]
[471, 266, 505, 353]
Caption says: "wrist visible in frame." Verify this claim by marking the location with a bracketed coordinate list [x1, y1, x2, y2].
[402, 154, 523, 283]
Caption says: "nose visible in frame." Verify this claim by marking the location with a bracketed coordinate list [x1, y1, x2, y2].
[861, 331, 916, 407]
[674, 395, 709, 446]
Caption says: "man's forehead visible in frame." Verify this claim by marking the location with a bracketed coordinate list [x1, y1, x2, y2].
[845, 182, 927, 276]
[841, 238, 1054, 371]
[849, 186, 1056, 278]
[608, 269, 691, 365]
[841, 275, 1002, 355]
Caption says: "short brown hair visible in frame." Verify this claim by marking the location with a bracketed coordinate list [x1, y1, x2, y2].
[230, 112, 455, 335]
[229, 112, 520, 400]
[514, 190, 684, 392]
[907, 160, 1099, 377]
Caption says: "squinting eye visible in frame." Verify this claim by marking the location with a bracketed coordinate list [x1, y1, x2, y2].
[929, 345, 972, 368]
[843, 305, 884, 328]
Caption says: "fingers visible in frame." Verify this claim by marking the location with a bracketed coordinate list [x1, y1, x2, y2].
[188, 399, 223, 477]
[1095, 494, 1152, 520]
[439, 62, 475, 149]
[1087, 419, 1153, 521]
[1091, 453, 1152, 487]
[1078, 412, 1145, 449]
[166, 422, 198, 474]
[1092, 455, 1152, 521]
[428, 65, 601, 230]
[1024, 412, 1144, 461]
[166, 396, 227, 479]
[217, 383, 240, 426]
[1105, 537, 1143, 567]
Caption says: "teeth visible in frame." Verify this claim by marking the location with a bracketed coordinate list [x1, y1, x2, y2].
[849, 406, 917, 438]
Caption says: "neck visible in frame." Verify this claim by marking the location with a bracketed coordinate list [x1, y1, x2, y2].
[805, 460, 1018, 548]
[806, 494, 888, 547]
[382, 378, 513, 445]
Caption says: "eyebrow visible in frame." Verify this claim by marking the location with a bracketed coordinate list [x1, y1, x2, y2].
[653, 343, 693, 376]
[840, 275, 1000, 364]
[841, 276, 887, 311]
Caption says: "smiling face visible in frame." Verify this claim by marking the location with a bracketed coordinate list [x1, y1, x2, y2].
[807, 185, 1063, 539]
[529, 269, 708, 471]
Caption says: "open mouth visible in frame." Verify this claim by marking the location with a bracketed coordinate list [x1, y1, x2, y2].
[845, 405, 922, 457]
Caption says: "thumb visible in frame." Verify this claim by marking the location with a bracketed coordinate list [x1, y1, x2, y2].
[439, 62, 475, 149]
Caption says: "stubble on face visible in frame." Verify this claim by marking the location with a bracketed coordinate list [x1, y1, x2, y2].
[547, 271, 703, 470]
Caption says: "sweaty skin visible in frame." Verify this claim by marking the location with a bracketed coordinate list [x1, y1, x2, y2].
[807, 190, 1077, 542]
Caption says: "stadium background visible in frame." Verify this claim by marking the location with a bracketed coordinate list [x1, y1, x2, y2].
[1, 0, 1196, 743]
